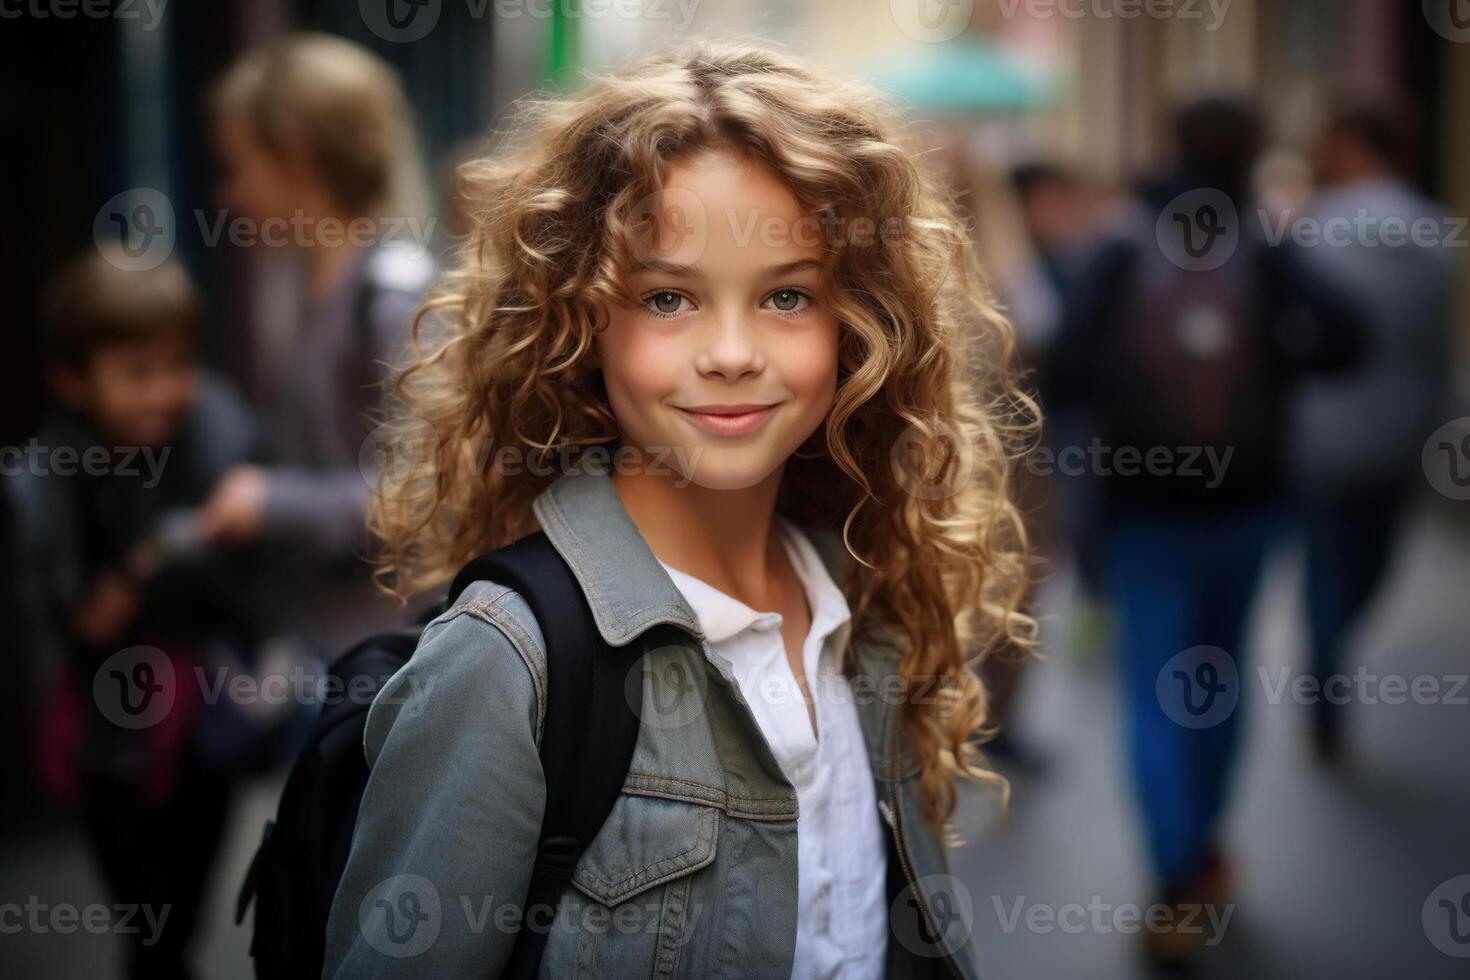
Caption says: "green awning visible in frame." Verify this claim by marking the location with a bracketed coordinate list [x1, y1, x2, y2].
[871, 41, 1051, 114]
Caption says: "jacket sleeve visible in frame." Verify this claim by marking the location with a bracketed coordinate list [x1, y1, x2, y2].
[259, 283, 423, 562]
[260, 466, 374, 559]
[322, 602, 546, 978]
[1261, 240, 1368, 374]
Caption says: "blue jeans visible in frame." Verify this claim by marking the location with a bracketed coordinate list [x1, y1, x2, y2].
[1104, 505, 1277, 887]
[1299, 488, 1405, 727]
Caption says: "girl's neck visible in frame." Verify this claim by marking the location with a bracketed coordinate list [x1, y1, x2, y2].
[611, 463, 790, 612]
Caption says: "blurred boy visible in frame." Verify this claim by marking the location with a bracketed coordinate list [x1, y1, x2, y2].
[9, 245, 259, 980]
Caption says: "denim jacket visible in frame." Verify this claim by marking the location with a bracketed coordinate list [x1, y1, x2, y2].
[322, 467, 982, 979]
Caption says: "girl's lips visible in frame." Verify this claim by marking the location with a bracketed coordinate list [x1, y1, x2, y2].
[674, 403, 779, 436]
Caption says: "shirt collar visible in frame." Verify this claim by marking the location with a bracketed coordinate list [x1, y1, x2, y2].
[656, 516, 854, 652]
[657, 563, 778, 645]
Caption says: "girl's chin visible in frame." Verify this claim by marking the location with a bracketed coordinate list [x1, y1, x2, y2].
[604, 435, 790, 489]
[672, 448, 788, 492]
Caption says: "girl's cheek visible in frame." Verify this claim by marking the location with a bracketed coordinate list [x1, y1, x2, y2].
[599, 319, 685, 423]
[781, 319, 841, 406]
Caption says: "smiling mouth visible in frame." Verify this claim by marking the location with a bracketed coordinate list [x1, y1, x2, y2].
[673, 403, 781, 436]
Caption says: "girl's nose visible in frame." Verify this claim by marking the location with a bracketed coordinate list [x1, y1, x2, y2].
[694, 310, 765, 381]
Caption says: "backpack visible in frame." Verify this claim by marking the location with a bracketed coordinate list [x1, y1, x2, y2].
[1103, 207, 1271, 455]
[234, 529, 645, 979]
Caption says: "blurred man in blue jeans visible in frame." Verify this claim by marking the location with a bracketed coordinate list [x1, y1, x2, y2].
[1050, 96, 1365, 970]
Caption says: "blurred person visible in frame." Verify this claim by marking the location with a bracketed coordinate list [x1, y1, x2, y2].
[202, 32, 435, 656]
[1011, 161, 1097, 313]
[8, 247, 265, 980]
[1050, 96, 1365, 971]
[1288, 99, 1454, 762]
[1013, 162, 1113, 662]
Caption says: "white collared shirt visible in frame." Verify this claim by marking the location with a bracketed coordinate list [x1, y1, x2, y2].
[657, 516, 889, 979]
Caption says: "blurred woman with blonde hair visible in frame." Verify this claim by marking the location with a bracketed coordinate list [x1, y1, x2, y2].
[200, 32, 436, 655]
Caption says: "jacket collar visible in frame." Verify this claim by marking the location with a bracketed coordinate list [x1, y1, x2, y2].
[532, 466, 706, 646]
[530, 466, 863, 650]
[531, 467, 910, 781]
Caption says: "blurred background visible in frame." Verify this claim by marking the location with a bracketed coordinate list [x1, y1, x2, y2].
[2, 1, 1468, 978]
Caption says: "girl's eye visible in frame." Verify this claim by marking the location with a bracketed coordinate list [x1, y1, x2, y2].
[765, 288, 811, 315]
[639, 288, 812, 319]
[643, 290, 692, 318]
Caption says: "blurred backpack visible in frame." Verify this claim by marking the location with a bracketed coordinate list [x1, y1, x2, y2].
[1092, 202, 1273, 456]
[235, 530, 645, 980]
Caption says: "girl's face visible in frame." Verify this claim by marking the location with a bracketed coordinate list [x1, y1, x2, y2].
[595, 149, 840, 490]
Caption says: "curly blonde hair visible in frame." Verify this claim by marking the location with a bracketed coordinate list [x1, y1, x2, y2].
[372, 40, 1039, 836]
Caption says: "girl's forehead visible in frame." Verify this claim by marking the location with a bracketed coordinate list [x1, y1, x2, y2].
[628, 157, 830, 273]
[659, 150, 805, 213]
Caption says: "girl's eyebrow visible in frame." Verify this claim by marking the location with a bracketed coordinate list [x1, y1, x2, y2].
[632, 257, 823, 278]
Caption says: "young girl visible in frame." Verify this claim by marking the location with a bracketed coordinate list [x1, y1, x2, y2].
[324, 41, 1034, 979]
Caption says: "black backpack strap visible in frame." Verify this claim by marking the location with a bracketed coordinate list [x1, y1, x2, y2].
[449, 530, 644, 979]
